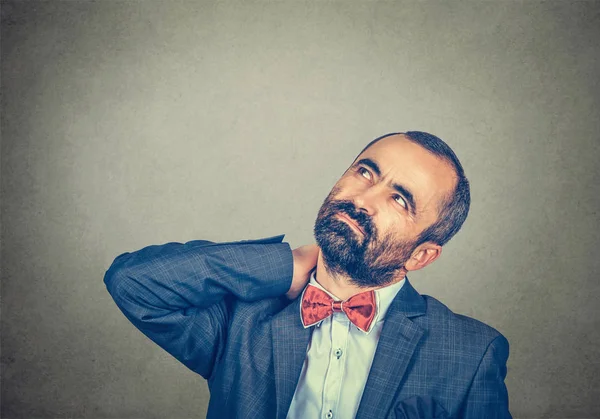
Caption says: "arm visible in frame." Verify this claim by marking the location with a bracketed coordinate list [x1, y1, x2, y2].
[103, 236, 293, 379]
[459, 335, 512, 419]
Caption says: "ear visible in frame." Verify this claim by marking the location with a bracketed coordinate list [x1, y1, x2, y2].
[404, 242, 442, 272]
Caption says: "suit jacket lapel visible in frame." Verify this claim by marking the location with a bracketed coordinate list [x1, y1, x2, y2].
[356, 278, 427, 419]
[271, 296, 312, 419]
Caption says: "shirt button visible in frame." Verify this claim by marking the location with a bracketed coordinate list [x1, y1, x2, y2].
[326, 410, 333, 419]
[334, 348, 343, 359]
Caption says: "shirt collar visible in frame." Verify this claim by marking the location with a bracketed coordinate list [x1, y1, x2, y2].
[306, 271, 405, 330]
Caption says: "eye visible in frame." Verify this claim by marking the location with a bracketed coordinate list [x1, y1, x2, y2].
[357, 167, 372, 180]
[393, 194, 407, 209]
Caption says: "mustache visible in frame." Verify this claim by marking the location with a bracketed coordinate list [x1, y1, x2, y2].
[326, 200, 375, 238]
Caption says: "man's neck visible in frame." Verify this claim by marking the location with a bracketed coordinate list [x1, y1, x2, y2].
[314, 251, 405, 301]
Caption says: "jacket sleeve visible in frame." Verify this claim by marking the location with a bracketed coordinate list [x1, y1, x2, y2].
[103, 235, 293, 379]
[459, 334, 512, 419]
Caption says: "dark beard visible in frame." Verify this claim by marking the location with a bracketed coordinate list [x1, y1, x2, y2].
[313, 193, 417, 288]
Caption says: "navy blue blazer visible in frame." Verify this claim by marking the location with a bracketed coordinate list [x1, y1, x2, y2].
[104, 235, 511, 419]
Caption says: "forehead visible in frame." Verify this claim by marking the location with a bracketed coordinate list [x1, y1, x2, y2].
[356, 135, 457, 215]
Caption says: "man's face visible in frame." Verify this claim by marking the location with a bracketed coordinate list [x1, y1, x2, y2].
[314, 134, 457, 287]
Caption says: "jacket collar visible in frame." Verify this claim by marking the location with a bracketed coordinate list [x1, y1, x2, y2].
[271, 296, 312, 419]
[356, 277, 427, 419]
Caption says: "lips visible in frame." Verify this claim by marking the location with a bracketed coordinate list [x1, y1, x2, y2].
[336, 212, 366, 236]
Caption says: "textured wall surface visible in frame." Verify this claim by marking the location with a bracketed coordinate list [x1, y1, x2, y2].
[2, 1, 599, 418]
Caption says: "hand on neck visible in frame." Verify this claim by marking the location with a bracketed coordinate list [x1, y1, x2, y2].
[314, 250, 406, 301]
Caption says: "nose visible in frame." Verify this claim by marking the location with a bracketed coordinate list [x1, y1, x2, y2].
[352, 186, 380, 216]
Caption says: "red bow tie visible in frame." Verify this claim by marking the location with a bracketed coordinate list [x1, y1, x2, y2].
[300, 284, 377, 333]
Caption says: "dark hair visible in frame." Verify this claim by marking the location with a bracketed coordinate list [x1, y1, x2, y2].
[355, 131, 470, 246]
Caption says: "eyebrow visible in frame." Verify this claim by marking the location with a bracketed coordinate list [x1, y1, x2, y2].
[356, 158, 381, 176]
[355, 158, 418, 216]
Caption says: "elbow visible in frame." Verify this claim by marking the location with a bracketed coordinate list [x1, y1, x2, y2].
[103, 252, 134, 303]
[103, 262, 145, 322]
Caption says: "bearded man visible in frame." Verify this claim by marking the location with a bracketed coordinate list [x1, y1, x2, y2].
[104, 132, 511, 419]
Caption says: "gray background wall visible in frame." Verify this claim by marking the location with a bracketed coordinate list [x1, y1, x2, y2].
[2, 1, 599, 418]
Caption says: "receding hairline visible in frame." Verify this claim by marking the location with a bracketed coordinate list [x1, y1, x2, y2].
[354, 133, 460, 187]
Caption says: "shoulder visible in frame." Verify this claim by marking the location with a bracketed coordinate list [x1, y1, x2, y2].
[418, 294, 508, 352]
